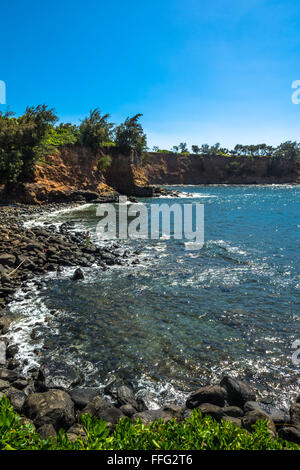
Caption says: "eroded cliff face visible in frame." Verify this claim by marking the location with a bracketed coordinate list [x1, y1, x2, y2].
[0, 147, 152, 204]
[143, 153, 300, 185]
[1, 149, 299, 204]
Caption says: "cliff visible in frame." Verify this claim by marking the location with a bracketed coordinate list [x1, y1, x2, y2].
[143, 153, 300, 185]
[0, 147, 153, 204]
[1, 149, 299, 205]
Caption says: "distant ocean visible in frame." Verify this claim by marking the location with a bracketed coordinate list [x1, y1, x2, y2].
[6, 185, 300, 409]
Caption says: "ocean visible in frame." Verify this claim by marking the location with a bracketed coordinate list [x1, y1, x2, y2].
[6, 185, 300, 409]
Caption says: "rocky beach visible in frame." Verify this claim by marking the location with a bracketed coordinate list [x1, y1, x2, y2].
[0, 196, 299, 445]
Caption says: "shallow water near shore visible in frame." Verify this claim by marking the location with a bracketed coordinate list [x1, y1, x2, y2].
[6, 185, 300, 409]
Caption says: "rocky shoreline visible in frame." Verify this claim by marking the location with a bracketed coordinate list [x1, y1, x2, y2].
[0, 200, 299, 445]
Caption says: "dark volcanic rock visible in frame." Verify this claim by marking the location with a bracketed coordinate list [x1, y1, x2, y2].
[278, 426, 300, 444]
[71, 268, 84, 281]
[290, 403, 300, 426]
[120, 404, 136, 417]
[37, 423, 57, 439]
[197, 403, 224, 422]
[117, 385, 138, 409]
[133, 405, 183, 425]
[37, 360, 83, 391]
[23, 390, 75, 431]
[69, 387, 101, 409]
[242, 410, 276, 437]
[222, 406, 244, 418]
[0, 368, 21, 383]
[220, 375, 256, 407]
[79, 396, 125, 428]
[244, 401, 288, 425]
[186, 385, 227, 408]
[6, 388, 27, 412]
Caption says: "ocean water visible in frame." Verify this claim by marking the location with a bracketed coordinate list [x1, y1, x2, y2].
[6, 185, 300, 408]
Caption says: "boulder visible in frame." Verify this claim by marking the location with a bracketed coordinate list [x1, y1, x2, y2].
[67, 423, 87, 442]
[71, 268, 84, 281]
[38, 423, 57, 440]
[69, 387, 101, 409]
[0, 254, 16, 268]
[23, 390, 75, 431]
[0, 317, 12, 333]
[136, 397, 148, 412]
[278, 426, 300, 444]
[244, 401, 288, 425]
[0, 379, 10, 390]
[120, 404, 136, 417]
[222, 416, 242, 427]
[79, 395, 125, 428]
[38, 360, 83, 391]
[186, 385, 227, 408]
[0, 368, 21, 382]
[6, 388, 27, 412]
[117, 385, 138, 409]
[223, 406, 244, 418]
[220, 376, 256, 407]
[290, 403, 300, 426]
[242, 410, 276, 437]
[197, 403, 224, 422]
[79, 395, 111, 418]
[133, 404, 183, 425]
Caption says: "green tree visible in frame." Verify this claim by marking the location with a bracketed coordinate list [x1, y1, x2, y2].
[79, 108, 114, 152]
[179, 142, 188, 153]
[191, 145, 200, 154]
[114, 114, 147, 157]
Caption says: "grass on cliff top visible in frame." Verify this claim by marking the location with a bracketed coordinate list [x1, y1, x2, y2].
[0, 396, 299, 451]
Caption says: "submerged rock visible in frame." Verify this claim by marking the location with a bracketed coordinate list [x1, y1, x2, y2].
[37, 360, 83, 391]
[71, 268, 84, 281]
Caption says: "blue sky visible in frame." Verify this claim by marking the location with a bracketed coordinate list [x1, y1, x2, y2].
[1, 0, 300, 149]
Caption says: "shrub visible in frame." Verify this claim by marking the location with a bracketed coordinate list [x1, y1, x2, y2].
[0, 397, 299, 451]
[97, 154, 112, 172]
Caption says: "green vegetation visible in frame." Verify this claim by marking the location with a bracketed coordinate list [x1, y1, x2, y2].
[154, 141, 300, 161]
[97, 154, 112, 172]
[0, 397, 298, 451]
[0, 105, 57, 183]
[0, 106, 147, 186]
[114, 114, 147, 158]
[1, 102, 299, 187]
[78, 108, 114, 152]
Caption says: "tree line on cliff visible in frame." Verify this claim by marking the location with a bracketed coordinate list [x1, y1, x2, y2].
[0, 105, 147, 185]
[154, 141, 300, 161]
[0, 104, 299, 186]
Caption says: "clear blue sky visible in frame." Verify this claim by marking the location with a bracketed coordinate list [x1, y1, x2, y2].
[1, 0, 300, 150]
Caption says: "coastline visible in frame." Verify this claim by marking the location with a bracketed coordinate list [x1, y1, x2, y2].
[0, 190, 299, 445]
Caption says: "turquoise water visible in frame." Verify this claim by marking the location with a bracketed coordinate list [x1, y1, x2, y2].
[8, 185, 300, 407]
